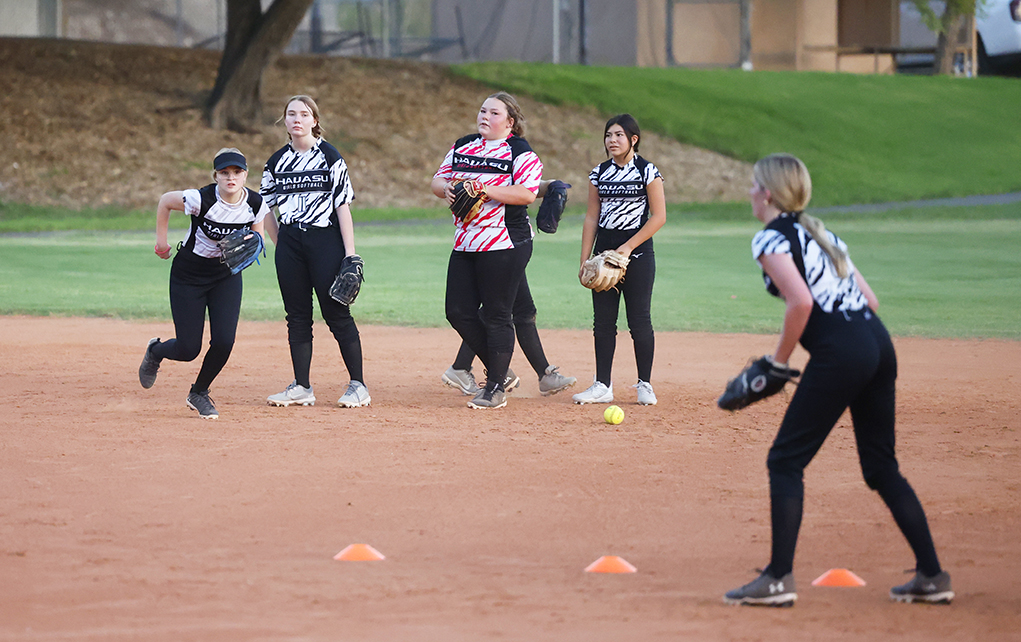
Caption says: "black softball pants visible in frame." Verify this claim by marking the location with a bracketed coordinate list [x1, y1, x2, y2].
[275, 223, 363, 388]
[765, 309, 942, 578]
[151, 250, 241, 394]
[445, 242, 532, 387]
[591, 250, 655, 386]
[452, 274, 551, 378]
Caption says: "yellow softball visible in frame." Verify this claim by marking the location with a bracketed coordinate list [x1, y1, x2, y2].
[604, 405, 624, 425]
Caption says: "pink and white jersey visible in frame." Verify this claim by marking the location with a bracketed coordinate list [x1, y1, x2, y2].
[434, 134, 542, 252]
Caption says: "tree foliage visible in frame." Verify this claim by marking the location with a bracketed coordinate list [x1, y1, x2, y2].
[910, 0, 985, 74]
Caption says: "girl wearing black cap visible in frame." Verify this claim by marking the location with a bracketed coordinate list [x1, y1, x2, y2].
[138, 147, 269, 419]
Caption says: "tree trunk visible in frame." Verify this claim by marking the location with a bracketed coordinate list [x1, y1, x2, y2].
[935, 5, 965, 75]
[207, 0, 315, 132]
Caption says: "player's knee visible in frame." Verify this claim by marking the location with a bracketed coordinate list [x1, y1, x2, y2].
[863, 466, 903, 493]
[767, 452, 805, 484]
[628, 325, 654, 341]
[206, 341, 234, 359]
[513, 312, 536, 328]
[479, 308, 512, 330]
[593, 320, 617, 337]
[330, 324, 360, 345]
[178, 343, 203, 362]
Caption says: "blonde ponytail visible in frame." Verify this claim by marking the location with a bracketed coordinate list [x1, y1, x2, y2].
[753, 153, 848, 278]
[798, 213, 849, 278]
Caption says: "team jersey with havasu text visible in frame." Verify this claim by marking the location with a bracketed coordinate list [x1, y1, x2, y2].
[260, 138, 355, 227]
[181, 185, 269, 259]
[752, 212, 869, 315]
[434, 134, 542, 252]
[589, 155, 663, 253]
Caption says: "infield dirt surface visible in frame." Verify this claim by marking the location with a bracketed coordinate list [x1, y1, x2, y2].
[1, 316, 1018, 641]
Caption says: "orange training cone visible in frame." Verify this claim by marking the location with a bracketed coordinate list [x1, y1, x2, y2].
[585, 555, 637, 573]
[811, 568, 866, 587]
[333, 543, 386, 561]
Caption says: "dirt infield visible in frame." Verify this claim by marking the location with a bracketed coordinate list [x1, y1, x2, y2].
[1, 316, 1018, 641]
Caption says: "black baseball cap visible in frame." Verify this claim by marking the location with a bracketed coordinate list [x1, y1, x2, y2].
[213, 150, 248, 171]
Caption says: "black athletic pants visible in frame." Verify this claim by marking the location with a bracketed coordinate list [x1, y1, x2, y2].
[275, 222, 363, 388]
[452, 274, 551, 378]
[445, 242, 532, 387]
[765, 309, 942, 578]
[591, 249, 655, 386]
[150, 250, 241, 394]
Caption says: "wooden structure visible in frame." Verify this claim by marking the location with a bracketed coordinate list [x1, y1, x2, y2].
[653, 0, 975, 73]
[432, 0, 974, 75]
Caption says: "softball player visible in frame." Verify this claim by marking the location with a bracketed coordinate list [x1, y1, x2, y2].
[573, 114, 666, 406]
[723, 154, 951, 607]
[431, 91, 543, 409]
[260, 95, 369, 408]
[138, 148, 268, 419]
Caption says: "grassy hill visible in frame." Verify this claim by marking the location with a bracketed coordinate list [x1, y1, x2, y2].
[454, 62, 1021, 206]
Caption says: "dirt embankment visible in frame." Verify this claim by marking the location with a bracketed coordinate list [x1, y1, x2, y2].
[0, 38, 751, 211]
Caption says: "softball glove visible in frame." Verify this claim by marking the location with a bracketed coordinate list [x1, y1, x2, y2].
[580, 249, 630, 292]
[217, 228, 265, 275]
[329, 254, 365, 306]
[536, 180, 571, 234]
[450, 179, 489, 224]
[717, 356, 800, 411]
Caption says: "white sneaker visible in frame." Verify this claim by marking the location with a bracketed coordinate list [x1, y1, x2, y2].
[337, 380, 371, 408]
[572, 380, 613, 404]
[267, 380, 316, 406]
[635, 380, 657, 406]
[441, 366, 480, 395]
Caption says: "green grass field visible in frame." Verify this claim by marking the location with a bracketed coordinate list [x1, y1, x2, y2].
[452, 63, 1021, 206]
[0, 201, 455, 234]
[2, 203, 1017, 339]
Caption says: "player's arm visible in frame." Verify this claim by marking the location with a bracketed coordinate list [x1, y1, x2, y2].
[489, 153, 541, 206]
[482, 183, 536, 206]
[759, 252, 813, 365]
[335, 202, 357, 256]
[432, 149, 455, 203]
[154, 190, 185, 259]
[615, 176, 665, 258]
[431, 175, 452, 203]
[579, 183, 601, 279]
[855, 270, 879, 312]
[262, 209, 280, 245]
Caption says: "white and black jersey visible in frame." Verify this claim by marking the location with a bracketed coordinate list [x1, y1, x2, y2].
[261, 138, 354, 227]
[181, 185, 269, 259]
[589, 155, 663, 252]
[752, 212, 869, 314]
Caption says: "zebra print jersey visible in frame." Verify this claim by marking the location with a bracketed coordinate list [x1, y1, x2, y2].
[260, 138, 354, 227]
[752, 212, 869, 314]
[589, 155, 663, 232]
[433, 134, 542, 252]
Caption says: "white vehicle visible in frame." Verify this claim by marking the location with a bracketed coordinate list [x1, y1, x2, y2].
[977, 0, 1021, 73]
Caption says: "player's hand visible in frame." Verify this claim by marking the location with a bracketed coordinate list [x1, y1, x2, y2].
[154, 242, 172, 259]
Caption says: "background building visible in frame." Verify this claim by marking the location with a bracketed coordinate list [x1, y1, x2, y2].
[3, 0, 973, 74]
